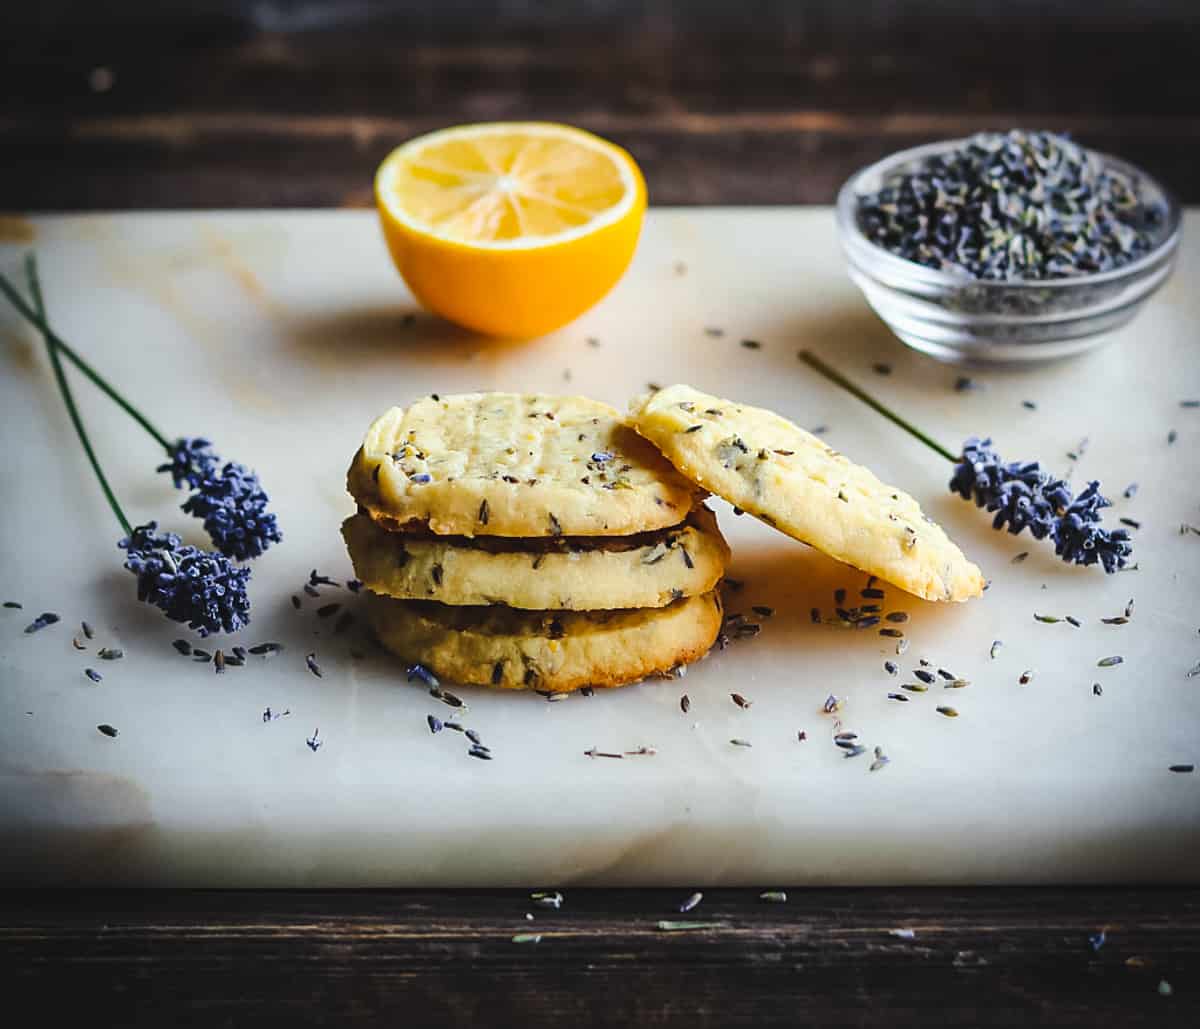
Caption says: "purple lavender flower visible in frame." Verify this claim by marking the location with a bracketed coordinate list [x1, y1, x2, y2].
[950, 438, 1130, 571]
[159, 438, 281, 559]
[950, 438, 1060, 539]
[119, 522, 251, 636]
[181, 462, 283, 561]
[158, 437, 220, 490]
[1052, 481, 1133, 572]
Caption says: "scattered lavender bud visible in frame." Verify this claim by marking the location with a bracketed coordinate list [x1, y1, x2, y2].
[407, 663, 439, 689]
[23, 612, 60, 634]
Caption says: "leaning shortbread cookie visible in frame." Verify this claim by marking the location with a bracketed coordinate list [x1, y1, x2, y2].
[365, 589, 723, 692]
[343, 504, 729, 611]
[628, 384, 984, 602]
[348, 393, 700, 537]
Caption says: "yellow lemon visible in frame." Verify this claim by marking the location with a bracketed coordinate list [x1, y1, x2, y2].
[375, 122, 646, 338]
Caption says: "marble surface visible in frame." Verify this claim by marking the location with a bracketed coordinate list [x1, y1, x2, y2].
[0, 209, 1197, 886]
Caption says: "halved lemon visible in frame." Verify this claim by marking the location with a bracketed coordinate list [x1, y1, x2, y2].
[375, 122, 646, 338]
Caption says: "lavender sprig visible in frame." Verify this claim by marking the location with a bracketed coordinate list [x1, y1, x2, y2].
[950, 437, 1062, 540]
[13, 258, 131, 535]
[4, 256, 257, 634]
[951, 438, 1131, 571]
[1052, 481, 1132, 572]
[181, 461, 283, 561]
[159, 439, 282, 558]
[1, 258, 281, 561]
[158, 437, 221, 489]
[799, 351, 1132, 572]
[120, 523, 251, 636]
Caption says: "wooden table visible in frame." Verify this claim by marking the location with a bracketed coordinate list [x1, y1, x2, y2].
[3, 1, 1198, 208]
[4, 2, 1198, 1023]
[4, 889, 1198, 1025]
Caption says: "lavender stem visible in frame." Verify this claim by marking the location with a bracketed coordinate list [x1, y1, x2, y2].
[797, 350, 958, 463]
[0, 266, 173, 452]
[22, 255, 132, 535]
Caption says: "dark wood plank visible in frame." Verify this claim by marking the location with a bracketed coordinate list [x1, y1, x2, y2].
[3, 889, 1198, 1026]
[2, 0, 1198, 207]
[4, 117, 1195, 210]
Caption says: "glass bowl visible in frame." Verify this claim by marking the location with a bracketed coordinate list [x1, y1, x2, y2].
[835, 138, 1182, 364]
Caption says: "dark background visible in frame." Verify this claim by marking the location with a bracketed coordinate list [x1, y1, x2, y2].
[3, 0, 1199, 209]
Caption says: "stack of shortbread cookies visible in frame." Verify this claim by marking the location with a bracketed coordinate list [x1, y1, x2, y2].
[344, 393, 731, 692]
[345, 385, 984, 693]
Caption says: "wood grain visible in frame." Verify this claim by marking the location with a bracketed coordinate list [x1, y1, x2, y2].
[3, 889, 1198, 1026]
[2, 0, 1197, 207]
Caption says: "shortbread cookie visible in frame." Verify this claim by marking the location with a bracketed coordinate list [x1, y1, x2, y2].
[365, 589, 723, 692]
[343, 504, 729, 611]
[347, 393, 700, 537]
[628, 385, 985, 602]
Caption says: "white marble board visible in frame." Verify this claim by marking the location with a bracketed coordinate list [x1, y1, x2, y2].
[1, 209, 1197, 885]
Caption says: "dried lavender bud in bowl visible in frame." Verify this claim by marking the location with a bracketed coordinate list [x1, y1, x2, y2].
[857, 130, 1165, 281]
[835, 130, 1182, 363]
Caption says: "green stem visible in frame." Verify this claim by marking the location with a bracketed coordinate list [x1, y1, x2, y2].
[25, 256, 133, 536]
[797, 350, 959, 463]
[0, 271, 173, 452]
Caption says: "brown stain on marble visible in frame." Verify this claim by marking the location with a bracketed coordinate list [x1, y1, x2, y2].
[3, 330, 37, 373]
[101, 245, 222, 352]
[0, 214, 36, 242]
[0, 215, 36, 243]
[0, 764, 156, 884]
[201, 225, 286, 319]
[88, 229, 282, 416]
[0, 763, 154, 822]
